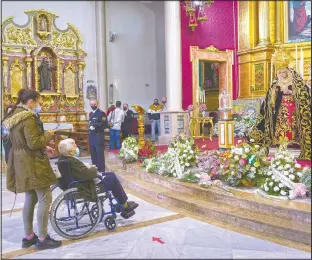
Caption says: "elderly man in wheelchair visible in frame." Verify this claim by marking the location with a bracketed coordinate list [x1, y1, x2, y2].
[50, 138, 139, 239]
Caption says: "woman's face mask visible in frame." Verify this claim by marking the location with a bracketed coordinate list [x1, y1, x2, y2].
[34, 105, 42, 114]
[74, 147, 80, 158]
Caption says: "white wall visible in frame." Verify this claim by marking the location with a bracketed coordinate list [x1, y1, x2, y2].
[1, 1, 98, 113]
[105, 1, 166, 111]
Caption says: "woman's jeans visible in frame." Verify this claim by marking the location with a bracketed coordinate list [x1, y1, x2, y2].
[97, 172, 128, 205]
[151, 119, 161, 141]
[23, 186, 52, 238]
[109, 129, 121, 149]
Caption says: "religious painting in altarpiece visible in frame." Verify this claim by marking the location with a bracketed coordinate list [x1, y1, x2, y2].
[1, 9, 87, 123]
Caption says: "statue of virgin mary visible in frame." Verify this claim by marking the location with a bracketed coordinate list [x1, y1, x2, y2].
[248, 68, 311, 160]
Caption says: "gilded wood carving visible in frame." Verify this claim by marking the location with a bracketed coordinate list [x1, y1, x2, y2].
[1, 9, 87, 123]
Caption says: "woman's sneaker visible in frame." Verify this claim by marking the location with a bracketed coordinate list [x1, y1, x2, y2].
[34, 235, 62, 250]
[22, 234, 38, 248]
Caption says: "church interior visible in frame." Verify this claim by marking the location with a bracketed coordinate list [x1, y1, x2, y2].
[1, 1, 311, 259]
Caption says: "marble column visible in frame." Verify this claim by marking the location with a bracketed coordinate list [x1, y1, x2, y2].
[257, 1, 271, 46]
[95, 1, 108, 111]
[159, 1, 189, 145]
[164, 0, 182, 112]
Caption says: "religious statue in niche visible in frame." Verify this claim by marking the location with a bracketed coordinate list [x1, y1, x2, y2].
[86, 80, 98, 100]
[38, 57, 53, 91]
[248, 68, 311, 160]
[39, 15, 48, 32]
[202, 62, 219, 91]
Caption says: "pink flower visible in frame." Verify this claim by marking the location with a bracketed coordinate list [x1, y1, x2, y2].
[199, 104, 207, 112]
[289, 183, 308, 199]
[199, 173, 211, 183]
[187, 104, 194, 112]
[239, 158, 247, 166]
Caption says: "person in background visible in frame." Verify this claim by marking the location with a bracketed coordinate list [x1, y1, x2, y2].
[148, 98, 163, 142]
[107, 104, 115, 117]
[161, 96, 167, 111]
[88, 99, 108, 173]
[108, 101, 124, 149]
[2, 89, 61, 250]
[58, 138, 139, 218]
[121, 103, 134, 139]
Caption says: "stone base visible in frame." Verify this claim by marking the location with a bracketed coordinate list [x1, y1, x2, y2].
[269, 147, 301, 158]
[158, 111, 189, 145]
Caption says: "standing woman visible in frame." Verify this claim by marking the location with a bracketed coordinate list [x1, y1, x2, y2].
[2, 89, 62, 250]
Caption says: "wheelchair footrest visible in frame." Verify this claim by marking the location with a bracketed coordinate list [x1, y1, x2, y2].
[121, 210, 135, 219]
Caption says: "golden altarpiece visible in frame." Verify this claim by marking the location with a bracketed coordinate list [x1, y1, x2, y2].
[237, 1, 311, 99]
[2, 10, 88, 125]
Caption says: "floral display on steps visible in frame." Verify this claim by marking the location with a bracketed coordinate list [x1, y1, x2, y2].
[119, 136, 139, 162]
[138, 139, 157, 162]
[261, 143, 310, 199]
[142, 133, 199, 179]
[138, 134, 310, 200]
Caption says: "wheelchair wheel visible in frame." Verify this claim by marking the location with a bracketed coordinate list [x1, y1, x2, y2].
[50, 188, 103, 240]
[104, 215, 117, 231]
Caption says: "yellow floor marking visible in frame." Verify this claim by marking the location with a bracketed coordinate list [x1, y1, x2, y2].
[2, 208, 23, 215]
[2, 213, 183, 259]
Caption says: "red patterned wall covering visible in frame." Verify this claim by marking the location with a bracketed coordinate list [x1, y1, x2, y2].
[181, 0, 238, 109]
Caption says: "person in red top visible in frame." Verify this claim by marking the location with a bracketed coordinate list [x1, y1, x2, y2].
[107, 105, 115, 117]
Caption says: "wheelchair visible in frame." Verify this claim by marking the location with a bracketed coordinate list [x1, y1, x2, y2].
[49, 159, 135, 240]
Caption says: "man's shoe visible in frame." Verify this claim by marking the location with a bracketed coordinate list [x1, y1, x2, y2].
[127, 201, 139, 211]
[22, 234, 38, 248]
[34, 235, 62, 250]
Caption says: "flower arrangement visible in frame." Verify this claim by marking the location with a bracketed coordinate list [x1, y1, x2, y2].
[221, 140, 268, 187]
[119, 136, 139, 162]
[261, 143, 308, 198]
[197, 150, 225, 180]
[212, 112, 258, 137]
[142, 133, 199, 179]
[187, 104, 194, 112]
[138, 139, 157, 162]
[199, 103, 207, 112]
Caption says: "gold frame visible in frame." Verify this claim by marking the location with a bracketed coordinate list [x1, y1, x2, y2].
[282, 1, 311, 44]
[190, 45, 234, 108]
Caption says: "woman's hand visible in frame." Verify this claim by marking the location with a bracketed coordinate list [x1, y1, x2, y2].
[46, 146, 55, 157]
[47, 130, 55, 135]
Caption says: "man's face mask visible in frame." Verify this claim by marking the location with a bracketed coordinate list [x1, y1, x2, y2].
[91, 105, 97, 110]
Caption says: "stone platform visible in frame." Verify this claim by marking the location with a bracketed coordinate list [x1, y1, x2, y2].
[105, 152, 311, 252]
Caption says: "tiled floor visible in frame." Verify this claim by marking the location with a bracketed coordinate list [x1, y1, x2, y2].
[1, 157, 311, 259]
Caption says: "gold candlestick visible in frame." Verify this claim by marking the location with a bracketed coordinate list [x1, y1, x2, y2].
[132, 105, 146, 149]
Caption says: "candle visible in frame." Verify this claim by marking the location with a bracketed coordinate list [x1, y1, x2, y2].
[295, 45, 298, 72]
[300, 47, 304, 78]
[203, 90, 205, 103]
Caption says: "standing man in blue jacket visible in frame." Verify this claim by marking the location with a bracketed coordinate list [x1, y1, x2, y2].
[88, 99, 108, 173]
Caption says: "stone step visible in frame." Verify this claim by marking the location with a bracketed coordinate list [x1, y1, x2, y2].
[114, 169, 311, 246]
[123, 164, 311, 224]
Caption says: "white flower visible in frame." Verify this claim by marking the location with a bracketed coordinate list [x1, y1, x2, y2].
[276, 161, 280, 165]
[264, 186, 269, 192]
[255, 145, 260, 149]
[190, 150, 194, 154]
[234, 155, 239, 161]
[185, 162, 190, 167]
[250, 139, 254, 143]
[274, 186, 280, 192]
[283, 171, 289, 176]
[272, 164, 276, 168]
[297, 172, 302, 177]
[277, 166, 283, 171]
[267, 171, 272, 176]
[295, 163, 301, 169]
[280, 190, 287, 196]
[285, 164, 291, 169]
[251, 167, 256, 172]
[289, 174, 295, 180]
[269, 182, 273, 187]
[279, 183, 284, 188]
[244, 148, 250, 153]
[289, 168, 294, 173]
[195, 173, 201, 178]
